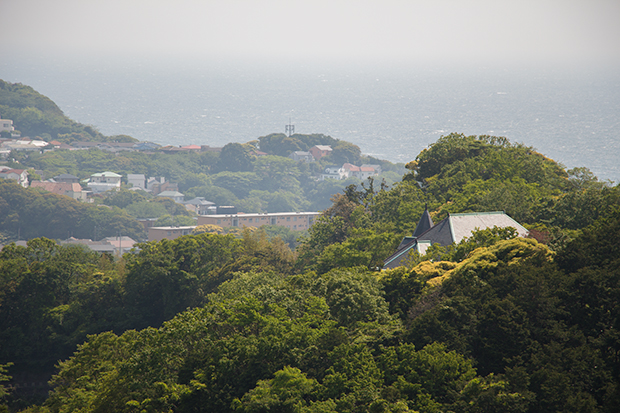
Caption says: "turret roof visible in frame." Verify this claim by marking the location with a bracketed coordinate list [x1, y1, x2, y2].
[412, 206, 434, 238]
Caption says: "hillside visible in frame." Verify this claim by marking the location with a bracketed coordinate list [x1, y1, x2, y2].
[2, 131, 619, 412]
[0, 80, 136, 143]
[0, 180, 146, 243]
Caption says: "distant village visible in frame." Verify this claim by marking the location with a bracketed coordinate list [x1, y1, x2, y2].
[1, 117, 385, 251]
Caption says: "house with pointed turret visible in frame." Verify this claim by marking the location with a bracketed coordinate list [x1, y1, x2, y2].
[383, 209, 528, 269]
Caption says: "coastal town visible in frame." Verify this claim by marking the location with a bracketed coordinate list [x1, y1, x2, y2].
[1, 116, 381, 249]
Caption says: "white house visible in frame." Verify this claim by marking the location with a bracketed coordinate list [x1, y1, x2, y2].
[0, 118, 15, 133]
[0, 168, 29, 187]
[87, 171, 122, 193]
[342, 163, 378, 180]
[320, 166, 346, 181]
[127, 174, 146, 190]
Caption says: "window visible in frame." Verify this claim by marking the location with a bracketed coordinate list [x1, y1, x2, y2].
[287, 217, 291, 221]
[248, 218, 252, 223]
[217, 219, 221, 224]
[293, 217, 297, 221]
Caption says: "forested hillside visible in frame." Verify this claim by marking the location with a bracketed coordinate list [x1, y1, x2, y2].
[1, 133, 619, 412]
[0, 180, 145, 242]
[1, 80, 405, 242]
[0, 80, 135, 143]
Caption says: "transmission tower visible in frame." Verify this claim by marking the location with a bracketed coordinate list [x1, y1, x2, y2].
[285, 118, 295, 137]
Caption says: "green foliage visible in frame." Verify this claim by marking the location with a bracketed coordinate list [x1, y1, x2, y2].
[186, 185, 239, 206]
[4, 128, 620, 413]
[0, 80, 135, 143]
[258, 133, 337, 157]
[212, 171, 262, 198]
[315, 229, 399, 273]
[0, 362, 12, 412]
[0, 180, 145, 241]
[0, 239, 125, 375]
[325, 141, 362, 165]
[218, 143, 255, 172]
[192, 224, 225, 235]
[233, 366, 318, 412]
[124, 200, 168, 219]
[404, 226, 520, 266]
[123, 233, 243, 328]
[102, 188, 148, 209]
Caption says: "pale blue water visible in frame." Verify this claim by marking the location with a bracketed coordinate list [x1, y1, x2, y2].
[2, 56, 619, 182]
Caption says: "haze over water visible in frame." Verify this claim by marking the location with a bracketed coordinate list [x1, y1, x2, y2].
[2, 1, 619, 181]
[2, 55, 619, 183]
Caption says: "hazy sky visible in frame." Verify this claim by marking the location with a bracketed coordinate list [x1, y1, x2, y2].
[1, 0, 619, 66]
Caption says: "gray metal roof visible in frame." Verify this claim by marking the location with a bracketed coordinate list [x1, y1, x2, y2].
[412, 207, 434, 238]
[383, 211, 529, 269]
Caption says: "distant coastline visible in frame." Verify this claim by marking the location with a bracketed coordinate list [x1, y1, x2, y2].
[2, 57, 618, 182]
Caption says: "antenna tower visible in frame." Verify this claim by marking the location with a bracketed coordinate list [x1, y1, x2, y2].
[285, 118, 295, 137]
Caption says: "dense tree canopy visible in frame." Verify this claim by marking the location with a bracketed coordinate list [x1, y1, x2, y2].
[2, 131, 620, 413]
[0, 181, 145, 242]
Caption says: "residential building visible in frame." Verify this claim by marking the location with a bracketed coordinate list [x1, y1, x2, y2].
[72, 141, 137, 153]
[341, 163, 378, 180]
[289, 151, 315, 163]
[183, 197, 215, 215]
[197, 211, 320, 231]
[251, 150, 268, 157]
[3, 138, 48, 152]
[362, 164, 382, 175]
[54, 173, 79, 183]
[383, 210, 529, 269]
[48, 140, 73, 150]
[30, 181, 87, 201]
[147, 177, 178, 195]
[309, 145, 332, 160]
[157, 190, 185, 203]
[127, 174, 146, 190]
[133, 141, 161, 151]
[180, 144, 202, 151]
[0, 168, 29, 187]
[320, 166, 346, 181]
[0, 118, 15, 133]
[60, 236, 136, 255]
[87, 171, 122, 193]
[148, 226, 196, 242]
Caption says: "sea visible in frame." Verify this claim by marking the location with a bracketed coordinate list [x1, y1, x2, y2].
[2, 55, 619, 183]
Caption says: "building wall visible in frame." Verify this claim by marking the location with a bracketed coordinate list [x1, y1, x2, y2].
[309, 146, 332, 160]
[0, 119, 14, 132]
[197, 212, 319, 231]
[148, 226, 196, 242]
[127, 174, 146, 189]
